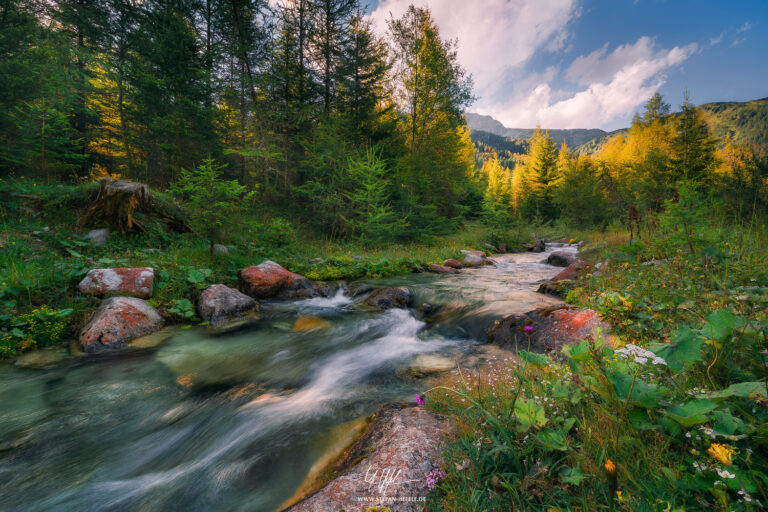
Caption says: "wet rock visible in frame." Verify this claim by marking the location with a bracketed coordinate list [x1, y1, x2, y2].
[427, 264, 459, 275]
[128, 326, 177, 350]
[292, 316, 331, 332]
[552, 260, 591, 281]
[460, 249, 486, 258]
[499, 243, 507, 253]
[527, 239, 546, 252]
[442, 258, 462, 269]
[212, 244, 229, 256]
[78, 267, 154, 299]
[463, 253, 486, 267]
[415, 302, 438, 319]
[85, 228, 109, 247]
[14, 347, 70, 369]
[198, 284, 258, 326]
[546, 251, 578, 267]
[483, 242, 499, 252]
[79, 297, 164, 353]
[488, 306, 609, 354]
[537, 260, 591, 298]
[399, 354, 456, 379]
[363, 287, 414, 310]
[285, 403, 450, 512]
[536, 281, 569, 298]
[346, 283, 375, 297]
[239, 261, 324, 299]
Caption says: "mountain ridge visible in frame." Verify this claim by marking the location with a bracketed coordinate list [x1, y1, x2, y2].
[466, 96, 768, 156]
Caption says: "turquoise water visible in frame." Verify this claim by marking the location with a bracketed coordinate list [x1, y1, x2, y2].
[0, 247, 573, 511]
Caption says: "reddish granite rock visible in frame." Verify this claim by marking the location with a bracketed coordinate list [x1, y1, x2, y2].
[78, 267, 154, 298]
[428, 264, 459, 275]
[79, 297, 163, 353]
[552, 260, 591, 282]
[442, 258, 462, 269]
[488, 306, 609, 354]
[284, 403, 450, 512]
[198, 284, 258, 326]
[239, 261, 323, 299]
[536, 260, 591, 298]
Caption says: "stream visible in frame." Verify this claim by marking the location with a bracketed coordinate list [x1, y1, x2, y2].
[0, 245, 574, 512]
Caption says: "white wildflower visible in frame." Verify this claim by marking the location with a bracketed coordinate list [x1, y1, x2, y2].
[615, 344, 666, 366]
[716, 468, 736, 479]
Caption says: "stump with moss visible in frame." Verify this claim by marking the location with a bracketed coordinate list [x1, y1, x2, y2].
[79, 178, 191, 234]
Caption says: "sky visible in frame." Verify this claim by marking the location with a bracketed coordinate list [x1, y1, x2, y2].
[365, 0, 768, 131]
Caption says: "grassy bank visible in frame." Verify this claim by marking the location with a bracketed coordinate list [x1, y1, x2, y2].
[424, 197, 768, 510]
[0, 178, 576, 357]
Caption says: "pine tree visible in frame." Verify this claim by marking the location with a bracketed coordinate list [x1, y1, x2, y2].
[671, 92, 717, 187]
[482, 157, 514, 228]
[387, 6, 474, 223]
[311, 0, 356, 116]
[521, 129, 560, 220]
[336, 11, 393, 146]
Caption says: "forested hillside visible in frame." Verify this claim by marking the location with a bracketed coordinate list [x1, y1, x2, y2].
[465, 113, 607, 147]
[470, 130, 526, 170]
[470, 98, 768, 159]
[0, 0, 477, 241]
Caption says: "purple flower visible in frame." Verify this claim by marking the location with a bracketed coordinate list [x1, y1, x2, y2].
[426, 467, 445, 490]
[415, 394, 425, 406]
[524, 325, 534, 332]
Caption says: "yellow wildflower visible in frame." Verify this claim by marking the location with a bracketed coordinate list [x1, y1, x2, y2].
[708, 443, 735, 466]
[604, 459, 617, 477]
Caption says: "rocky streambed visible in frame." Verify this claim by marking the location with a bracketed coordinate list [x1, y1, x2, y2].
[0, 243, 602, 512]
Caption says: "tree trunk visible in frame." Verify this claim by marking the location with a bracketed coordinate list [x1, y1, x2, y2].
[79, 178, 151, 232]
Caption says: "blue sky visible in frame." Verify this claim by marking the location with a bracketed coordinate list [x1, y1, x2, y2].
[366, 0, 768, 130]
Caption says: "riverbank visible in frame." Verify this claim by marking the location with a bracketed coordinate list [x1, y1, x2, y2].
[423, 212, 768, 511]
[1, 178, 581, 358]
[0, 239, 580, 511]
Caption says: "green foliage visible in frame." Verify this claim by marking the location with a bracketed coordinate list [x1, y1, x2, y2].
[429, 205, 768, 511]
[171, 158, 254, 255]
[166, 299, 196, 321]
[344, 148, 408, 244]
[1, 303, 73, 357]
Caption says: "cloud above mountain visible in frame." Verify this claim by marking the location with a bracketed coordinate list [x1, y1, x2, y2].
[368, 0, 699, 129]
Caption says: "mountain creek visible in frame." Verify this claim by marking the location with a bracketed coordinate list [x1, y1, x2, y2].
[0, 244, 577, 512]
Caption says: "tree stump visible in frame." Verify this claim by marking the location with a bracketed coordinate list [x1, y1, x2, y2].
[79, 178, 151, 233]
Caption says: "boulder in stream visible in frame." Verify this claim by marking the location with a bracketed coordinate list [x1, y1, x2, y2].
[442, 258, 462, 269]
[488, 306, 609, 354]
[284, 403, 450, 512]
[292, 316, 331, 332]
[427, 264, 459, 275]
[546, 251, 579, 267]
[239, 261, 324, 299]
[198, 284, 258, 326]
[363, 287, 414, 310]
[79, 297, 164, 353]
[78, 267, 154, 298]
[537, 260, 592, 298]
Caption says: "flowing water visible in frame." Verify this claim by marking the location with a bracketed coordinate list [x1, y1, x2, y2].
[0, 245, 575, 512]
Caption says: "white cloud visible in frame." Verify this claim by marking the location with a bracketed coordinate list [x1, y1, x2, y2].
[709, 32, 725, 46]
[368, 0, 579, 104]
[737, 21, 752, 33]
[368, 1, 698, 129]
[485, 39, 698, 129]
[565, 36, 657, 86]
